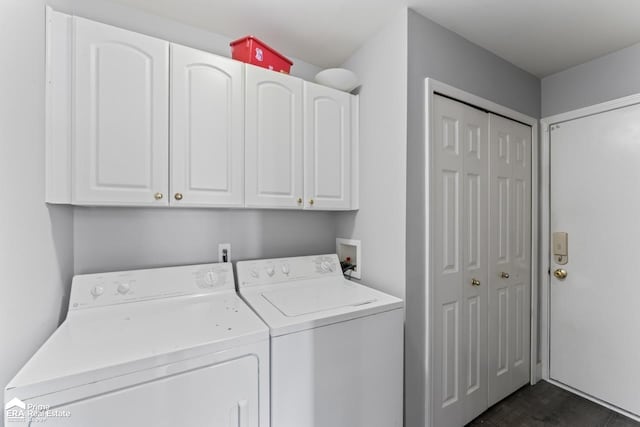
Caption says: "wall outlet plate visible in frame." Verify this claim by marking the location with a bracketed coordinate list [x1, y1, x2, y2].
[218, 243, 231, 263]
[336, 237, 361, 279]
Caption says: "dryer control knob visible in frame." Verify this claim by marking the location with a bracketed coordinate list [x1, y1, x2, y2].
[282, 264, 290, 275]
[266, 266, 275, 277]
[250, 268, 260, 278]
[91, 285, 104, 297]
[117, 283, 131, 294]
[204, 271, 218, 287]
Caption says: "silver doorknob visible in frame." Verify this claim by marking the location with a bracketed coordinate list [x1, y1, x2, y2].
[553, 269, 568, 280]
[471, 278, 481, 286]
[174, 193, 183, 201]
[501, 272, 510, 279]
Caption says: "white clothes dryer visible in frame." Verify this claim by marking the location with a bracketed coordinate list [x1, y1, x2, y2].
[4, 263, 269, 426]
[237, 254, 404, 427]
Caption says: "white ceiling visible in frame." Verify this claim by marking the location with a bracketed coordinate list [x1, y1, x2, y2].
[107, 0, 640, 77]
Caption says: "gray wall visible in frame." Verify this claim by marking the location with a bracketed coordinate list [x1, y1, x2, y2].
[335, 9, 408, 300]
[542, 41, 640, 117]
[405, 9, 541, 427]
[74, 208, 338, 273]
[0, 1, 74, 423]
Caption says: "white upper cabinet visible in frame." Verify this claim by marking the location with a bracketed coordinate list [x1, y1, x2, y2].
[45, 11, 358, 210]
[303, 82, 352, 210]
[74, 17, 169, 205]
[170, 44, 244, 207]
[245, 65, 304, 209]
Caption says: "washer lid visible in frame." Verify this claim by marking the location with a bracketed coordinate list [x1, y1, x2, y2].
[240, 277, 403, 337]
[6, 292, 268, 400]
[262, 280, 378, 316]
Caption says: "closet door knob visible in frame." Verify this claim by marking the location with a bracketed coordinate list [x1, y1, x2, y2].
[174, 193, 183, 201]
[309, 199, 315, 206]
[501, 272, 510, 279]
[154, 192, 164, 200]
[471, 278, 481, 286]
[297, 197, 303, 205]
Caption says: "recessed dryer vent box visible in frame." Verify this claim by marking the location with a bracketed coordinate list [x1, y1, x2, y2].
[336, 238, 361, 279]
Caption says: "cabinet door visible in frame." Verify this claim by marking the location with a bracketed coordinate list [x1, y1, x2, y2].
[74, 18, 169, 205]
[170, 45, 244, 207]
[303, 82, 351, 210]
[245, 65, 303, 209]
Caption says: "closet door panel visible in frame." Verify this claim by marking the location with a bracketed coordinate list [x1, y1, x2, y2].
[433, 95, 489, 426]
[461, 106, 489, 425]
[508, 120, 532, 389]
[433, 95, 465, 427]
[488, 114, 531, 406]
[488, 123, 513, 404]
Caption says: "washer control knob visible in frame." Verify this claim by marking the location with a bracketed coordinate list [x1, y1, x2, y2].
[91, 285, 104, 297]
[250, 268, 260, 278]
[266, 266, 275, 277]
[117, 283, 131, 294]
[282, 264, 290, 275]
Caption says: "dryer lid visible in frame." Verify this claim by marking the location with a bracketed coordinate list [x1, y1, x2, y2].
[6, 292, 268, 399]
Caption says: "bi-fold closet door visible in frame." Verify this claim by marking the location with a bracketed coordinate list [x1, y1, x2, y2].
[432, 94, 531, 427]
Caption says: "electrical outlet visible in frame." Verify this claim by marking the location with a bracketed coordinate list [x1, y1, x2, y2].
[218, 243, 231, 263]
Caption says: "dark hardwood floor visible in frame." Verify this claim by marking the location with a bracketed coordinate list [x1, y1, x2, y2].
[467, 381, 639, 427]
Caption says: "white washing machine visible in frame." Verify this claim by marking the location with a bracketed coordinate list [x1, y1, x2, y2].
[237, 254, 404, 427]
[4, 263, 269, 426]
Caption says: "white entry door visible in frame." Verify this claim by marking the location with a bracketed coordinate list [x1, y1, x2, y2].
[549, 102, 640, 419]
[488, 114, 531, 406]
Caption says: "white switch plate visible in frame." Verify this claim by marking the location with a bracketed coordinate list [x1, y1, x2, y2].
[336, 238, 361, 279]
[218, 243, 231, 263]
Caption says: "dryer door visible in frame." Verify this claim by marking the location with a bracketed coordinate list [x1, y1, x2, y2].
[21, 356, 260, 427]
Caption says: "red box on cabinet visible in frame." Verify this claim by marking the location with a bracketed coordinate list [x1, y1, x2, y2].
[230, 36, 293, 74]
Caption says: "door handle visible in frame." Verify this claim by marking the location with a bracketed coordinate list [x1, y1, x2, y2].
[553, 268, 568, 280]
[471, 278, 481, 286]
[500, 272, 510, 279]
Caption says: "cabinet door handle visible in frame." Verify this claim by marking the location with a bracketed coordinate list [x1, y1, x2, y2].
[154, 192, 164, 200]
[309, 199, 314, 206]
[297, 197, 302, 205]
[501, 272, 510, 279]
[471, 278, 481, 286]
[174, 193, 183, 201]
